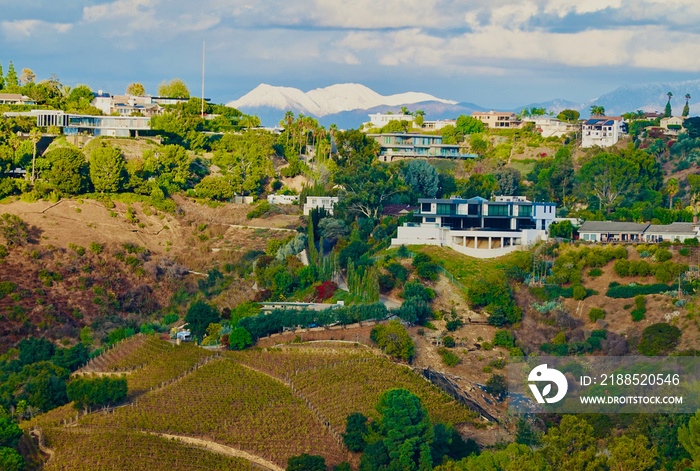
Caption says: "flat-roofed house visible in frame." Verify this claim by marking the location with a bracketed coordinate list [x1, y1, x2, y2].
[472, 111, 523, 129]
[578, 221, 650, 242]
[581, 117, 624, 147]
[643, 222, 698, 243]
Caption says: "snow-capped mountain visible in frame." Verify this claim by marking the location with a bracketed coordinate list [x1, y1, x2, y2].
[585, 80, 700, 117]
[227, 83, 457, 117]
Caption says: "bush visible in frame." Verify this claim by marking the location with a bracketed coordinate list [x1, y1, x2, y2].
[631, 294, 646, 321]
[588, 308, 605, 323]
[656, 248, 673, 262]
[386, 263, 408, 283]
[606, 282, 672, 298]
[89, 242, 103, 254]
[485, 374, 508, 401]
[588, 268, 603, 277]
[442, 336, 455, 348]
[445, 319, 463, 332]
[572, 284, 587, 300]
[638, 323, 681, 355]
[493, 330, 515, 349]
[371, 320, 415, 361]
[438, 347, 460, 367]
[679, 247, 691, 256]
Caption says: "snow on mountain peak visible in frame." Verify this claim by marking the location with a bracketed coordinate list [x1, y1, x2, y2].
[227, 83, 457, 117]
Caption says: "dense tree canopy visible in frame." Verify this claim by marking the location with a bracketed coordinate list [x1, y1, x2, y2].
[90, 144, 125, 193]
[157, 78, 190, 98]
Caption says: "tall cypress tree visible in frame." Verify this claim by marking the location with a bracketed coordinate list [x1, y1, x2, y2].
[0, 61, 4, 90]
[5, 61, 19, 92]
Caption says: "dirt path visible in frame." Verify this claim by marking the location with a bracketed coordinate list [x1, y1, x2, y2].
[149, 432, 284, 471]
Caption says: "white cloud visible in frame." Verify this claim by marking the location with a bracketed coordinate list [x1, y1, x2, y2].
[1, 19, 72, 38]
[82, 0, 158, 22]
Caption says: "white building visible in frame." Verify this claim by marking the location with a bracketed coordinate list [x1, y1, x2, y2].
[267, 194, 299, 205]
[472, 111, 523, 129]
[421, 119, 456, 131]
[581, 117, 624, 148]
[303, 196, 339, 215]
[3, 110, 150, 137]
[364, 113, 415, 130]
[523, 117, 579, 138]
[660, 116, 686, 135]
[391, 196, 556, 258]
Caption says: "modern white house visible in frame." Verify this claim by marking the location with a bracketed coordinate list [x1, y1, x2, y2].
[367, 133, 476, 162]
[421, 119, 456, 131]
[391, 195, 556, 258]
[267, 194, 299, 205]
[523, 117, 579, 138]
[364, 113, 415, 129]
[3, 110, 151, 137]
[581, 117, 624, 148]
[303, 196, 339, 215]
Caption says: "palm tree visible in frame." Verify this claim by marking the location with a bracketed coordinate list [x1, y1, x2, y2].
[666, 178, 679, 210]
[664, 92, 673, 118]
[683, 94, 691, 117]
[400, 106, 412, 116]
[590, 105, 605, 117]
[328, 124, 337, 161]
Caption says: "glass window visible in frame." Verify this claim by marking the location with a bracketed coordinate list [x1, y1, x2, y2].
[425, 217, 435, 223]
[437, 204, 452, 215]
[519, 205, 532, 217]
[384, 137, 391, 144]
[487, 205, 508, 216]
[421, 203, 432, 212]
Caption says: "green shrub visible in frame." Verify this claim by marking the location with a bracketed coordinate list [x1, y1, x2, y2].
[679, 247, 691, 256]
[572, 284, 587, 300]
[493, 330, 515, 349]
[509, 347, 524, 357]
[442, 336, 456, 348]
[438, 347, 460, 367]
[89, 242, 103, 254]
[606, 282, 672, 298]
[588, 308, 605, 322]
[656, 249, 673, 262]
[588, 268, 603, 278]
[631, 294, 646, 321]
[638, 323, 681, 355]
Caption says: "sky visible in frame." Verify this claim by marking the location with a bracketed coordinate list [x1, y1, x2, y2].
[2, 0, 700, 109]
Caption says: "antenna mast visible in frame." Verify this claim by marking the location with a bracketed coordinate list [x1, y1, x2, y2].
[201, 41, 205, 118]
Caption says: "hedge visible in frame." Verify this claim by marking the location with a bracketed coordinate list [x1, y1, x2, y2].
[606, 282, 673, 298]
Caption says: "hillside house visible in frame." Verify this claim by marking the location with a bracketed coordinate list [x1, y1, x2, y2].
[3, 110, 150, 137]
[365, 113, 415, 129]
[523, 117, 579, 138]
[579, 220, 699, 243]
[367, 133, 476, 162]
[471, 111, 523, 129]
[0, 93, 35, 105]
[391, 195, 556, 258]
[581, 117, 624, 148]
[660, 116, 686, 135]
[303, 196, 338, 215]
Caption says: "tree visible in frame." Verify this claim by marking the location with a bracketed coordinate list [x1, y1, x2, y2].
[343, 412, 368, 452]
[228, 327, 252, 350]
[679, 411, 700, 469]
[212, 131, 275, 195]
[494, 168, 521, 196]
[0, 418, 22, 448]
[4, 61, 19, 93]
[683, 93, 691, 117]
[557, 109, 580, 122]
[287, 453, 326, 471]
[590, 105, 605, 117]
[334, 130, 403, 219]
[0, 61, 4, 90]
[318, 218, 349, 244]
[44, 147, 88, 194]
[402, 160, 440, 200]
[543, 416, 607, 471]
[577, 153, 638, 212]
[0, 447, 24, 471]
[65, 85, 96, 113]
[484, 374, 508, 401]
[0, 214, 29, 246]
[455, 115, 485, 134]
[158, 78, 190, 98]
[665, 177, 679, 210]
[370, 320, 415, 361]
[19, 68, 35, 86]
[89, 145, 124, 193]
[126, 82, 145, 96]
[608, 435, 658, 471]
[664, 92, 673, 118]
[66, 376, 127, 410]
[185, 301, 221, 340]
[376, 389, 433, 471]
[683, 116, 700, 138]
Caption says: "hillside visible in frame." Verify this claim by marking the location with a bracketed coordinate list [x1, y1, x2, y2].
[27, 339, 479, 470]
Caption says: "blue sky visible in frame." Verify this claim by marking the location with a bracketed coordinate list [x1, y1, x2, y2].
[2, 0, 700, 108]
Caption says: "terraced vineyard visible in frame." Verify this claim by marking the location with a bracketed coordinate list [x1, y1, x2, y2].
[42, 428, 256, 471]
[233, 347, 477, 430]
[79, 336, 217, 396]
[80, 359, 348, 468]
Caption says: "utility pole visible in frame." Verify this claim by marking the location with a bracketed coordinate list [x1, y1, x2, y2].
[201, 41, 205, 118]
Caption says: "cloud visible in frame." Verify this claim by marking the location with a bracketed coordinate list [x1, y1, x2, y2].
[1, 19, 72, 38]
[82, 0, 158, 22]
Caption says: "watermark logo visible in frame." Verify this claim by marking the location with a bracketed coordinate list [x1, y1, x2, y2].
[528, 364, 568, 404]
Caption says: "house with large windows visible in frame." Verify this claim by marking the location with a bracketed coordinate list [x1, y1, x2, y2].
[3, 110, 150, 137]
[391, 195, 556, 258]
[581, 117, 624, 147]
[367, 133, 476, 162]
[471, 111, 523, 129]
